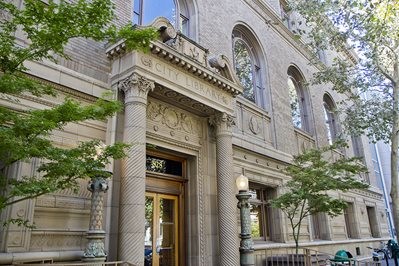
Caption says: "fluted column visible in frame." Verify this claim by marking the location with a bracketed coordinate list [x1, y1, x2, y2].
[210, 113, 240, 266]
[118, 73, 154, 265]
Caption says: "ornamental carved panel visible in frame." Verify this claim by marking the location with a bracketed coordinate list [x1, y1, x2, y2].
[147, 99, 203, 138]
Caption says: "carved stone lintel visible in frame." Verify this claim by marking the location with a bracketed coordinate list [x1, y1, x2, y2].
[118, 73, 155, 103]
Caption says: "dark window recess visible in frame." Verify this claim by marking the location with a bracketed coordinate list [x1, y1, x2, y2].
[146, 155, 183, 176]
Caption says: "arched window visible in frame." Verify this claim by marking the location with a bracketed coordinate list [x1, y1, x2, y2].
[323, 94, 339, 144]
[287, 66, 310, 132]
[133, 0, 193, 37]
[232, 26, 267, 108]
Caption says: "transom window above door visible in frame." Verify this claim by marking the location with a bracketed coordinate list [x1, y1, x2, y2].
[146, 154, 183, 176]
[133, 0, 192, 37]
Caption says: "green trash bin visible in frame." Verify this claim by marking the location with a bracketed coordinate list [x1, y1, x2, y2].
[330, 250, 354, 265]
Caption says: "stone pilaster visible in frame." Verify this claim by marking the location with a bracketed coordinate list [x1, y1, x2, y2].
[118, 73, 154, 265]
[210, 113, 240, 266]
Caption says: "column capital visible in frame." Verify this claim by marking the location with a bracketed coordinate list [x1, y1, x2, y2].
[118, 73, 155, 103]
[209, 112, 235, 134]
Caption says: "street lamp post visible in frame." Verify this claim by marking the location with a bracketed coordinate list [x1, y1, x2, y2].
[236, 174, 255, 266]
[82, 171, 110, 262]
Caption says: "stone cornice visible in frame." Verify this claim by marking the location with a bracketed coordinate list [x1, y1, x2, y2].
[106, 18, 243, 98]
[107, 40, 243, 98]
[149, 42, 240, 95]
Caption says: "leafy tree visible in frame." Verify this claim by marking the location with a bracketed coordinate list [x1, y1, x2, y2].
[285, 0, 399, 235]
[0, 0, 157, 224]
[270, 142, 368, 254]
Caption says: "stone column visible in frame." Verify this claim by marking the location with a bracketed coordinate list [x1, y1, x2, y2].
[210, 112, 240, 266]
[118, 73, 154, 265]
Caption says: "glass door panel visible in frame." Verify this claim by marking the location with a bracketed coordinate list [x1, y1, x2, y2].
[145, 193, 178, 266]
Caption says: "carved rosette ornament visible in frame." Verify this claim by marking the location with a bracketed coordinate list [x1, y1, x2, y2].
[118, 73, 155, 105]
[82, 174, 110, 262]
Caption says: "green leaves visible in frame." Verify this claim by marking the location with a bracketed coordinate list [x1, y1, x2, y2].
[0, 0, 157, 73]
[271, 142, 368, 251]
[288, 0, 398, 142]
[0, 0, 157, 220]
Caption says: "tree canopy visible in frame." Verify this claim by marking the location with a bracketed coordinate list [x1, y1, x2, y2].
[286, 0, 399, 234]
[271, 142, 368, 253]
[0, 0, 157, 224]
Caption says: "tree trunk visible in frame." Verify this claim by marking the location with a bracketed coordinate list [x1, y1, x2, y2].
[390, 60, 399, 237]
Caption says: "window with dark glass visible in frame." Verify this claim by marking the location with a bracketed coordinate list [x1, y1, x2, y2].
[323, 94, 339, 144]
[234, 39, 256, 102]
[344, 202, 358, 239]
[248, 183, 277, 241]
[288, 77, 302, 128]
[311, 213, 330, 240]
[366, 206, 379, 238]
[146, 155, 183, 176]
[288, 67, 311, 132]
[232, 27, 266, 108]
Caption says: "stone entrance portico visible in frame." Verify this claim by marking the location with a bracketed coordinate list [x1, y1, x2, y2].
[107, 18, 243, 266]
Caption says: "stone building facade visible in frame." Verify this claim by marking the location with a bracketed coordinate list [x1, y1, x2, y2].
[0, 0, 390, 265]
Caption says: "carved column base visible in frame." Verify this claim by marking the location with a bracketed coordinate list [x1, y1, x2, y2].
[82, 231, 106, 262]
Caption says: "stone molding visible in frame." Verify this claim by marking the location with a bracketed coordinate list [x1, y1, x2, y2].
[106, 20, 242, 98]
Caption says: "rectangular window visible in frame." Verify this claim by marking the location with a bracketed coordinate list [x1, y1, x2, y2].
[249, 183, 277, 241]
[311, 213, 330, 240]
[180, 14, 189, 35]
[366, 206, 379, 238]
[133, 0, 142, 24]
[344, 202, 357, 239]
[280, 0, 291, 30]
[351, 136, 364, 158]
[311, 214, 321, 240]
[146, 153, 184, 177]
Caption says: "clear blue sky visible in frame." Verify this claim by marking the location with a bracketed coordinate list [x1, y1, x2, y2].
[142, 0, 176, 25]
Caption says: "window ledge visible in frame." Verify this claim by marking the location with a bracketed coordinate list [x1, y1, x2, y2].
[294, 127, 314, 140]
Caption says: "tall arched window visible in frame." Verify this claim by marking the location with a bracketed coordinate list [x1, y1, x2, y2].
[232, 26, 267, 108]
[133, 0, 193, 37]
[287, 66, 310, 132]
[323, 94, 339, 144]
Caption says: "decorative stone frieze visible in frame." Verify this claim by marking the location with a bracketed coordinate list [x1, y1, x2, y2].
[147, 100, 202, 136]
[30, 231, 86, 251]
